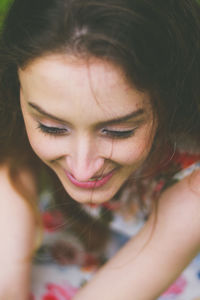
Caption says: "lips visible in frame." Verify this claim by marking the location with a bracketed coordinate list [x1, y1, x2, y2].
[65, 169, 117, 189]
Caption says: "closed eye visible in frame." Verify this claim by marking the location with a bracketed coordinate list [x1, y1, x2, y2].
[37, 122, 137, 139]
[37, 123, 69, 136]
[101, 128, 137, 139]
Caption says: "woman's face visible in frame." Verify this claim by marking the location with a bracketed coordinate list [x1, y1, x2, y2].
[19, 54, 155, 204]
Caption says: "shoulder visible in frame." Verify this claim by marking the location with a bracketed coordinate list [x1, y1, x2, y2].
[0, 163, 38, 202]
[154, 168, 200, 249]
[0, 163, 39, 240]
[0, 164, 39, 265]
[159, 168, 200, 214]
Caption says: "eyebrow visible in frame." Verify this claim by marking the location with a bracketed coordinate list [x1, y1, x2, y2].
[28, 102, 145, 126]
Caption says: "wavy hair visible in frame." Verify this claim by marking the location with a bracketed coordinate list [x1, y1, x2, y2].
[0, 0, 200, 250]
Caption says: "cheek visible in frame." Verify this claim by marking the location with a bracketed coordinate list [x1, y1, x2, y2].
[112, 127, 154, 165]
[29, 135, 65, 161]
[23, 118, 62, 161]
[30, 139, 56, 161]
[112, 142, 149, 165]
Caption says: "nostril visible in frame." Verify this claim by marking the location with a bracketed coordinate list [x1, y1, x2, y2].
[67, 171, 103, 182]
[65, 156, 105, 182]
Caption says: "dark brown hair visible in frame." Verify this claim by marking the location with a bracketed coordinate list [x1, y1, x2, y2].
[0, 0, 200, 251]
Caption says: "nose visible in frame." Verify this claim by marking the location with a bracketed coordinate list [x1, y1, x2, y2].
[66, 135, 106, 182]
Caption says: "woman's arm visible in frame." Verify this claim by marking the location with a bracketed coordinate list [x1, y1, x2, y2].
[74, 170, 200, 300]
[0, 165, 38, 300]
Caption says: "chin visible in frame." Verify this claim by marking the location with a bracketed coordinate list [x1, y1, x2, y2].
[59, 179, 118, 204]
[66, 187, 117, 204]
[53, 166, 130, 204]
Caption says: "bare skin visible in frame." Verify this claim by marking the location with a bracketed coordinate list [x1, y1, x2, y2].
[73, 170, 200, 300]
[0, 165, 38, 300]
[0, 165, 199, 299]
[1, 55, 199, 299]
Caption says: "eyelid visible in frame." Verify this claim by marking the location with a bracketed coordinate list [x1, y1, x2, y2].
[100, 127, 138, 139]
[32, 113, 70, 129]
[102, 126, 137, 131]
[100, 124, 138, 133]
[37, 122, 70, 136]
[97, 117, 145, 130]
[40, 120, 68, 129]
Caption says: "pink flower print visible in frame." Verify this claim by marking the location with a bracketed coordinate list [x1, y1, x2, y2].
[42, 283, 78, 300]
[163, 276, 187, 295]
[42, 211, 64, 232]
[29, 293, 35, 300]
[173, 152, 200, 169]
[43, 295, 58, 300]
[154, 180, 165, 194]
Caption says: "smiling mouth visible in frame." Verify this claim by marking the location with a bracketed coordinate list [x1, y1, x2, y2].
[65, 168, 117, 189]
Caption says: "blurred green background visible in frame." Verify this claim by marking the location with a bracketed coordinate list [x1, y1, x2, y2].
[0, 0, 12, 12]
[0, 0, 12, 24]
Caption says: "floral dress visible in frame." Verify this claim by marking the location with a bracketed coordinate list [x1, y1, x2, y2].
[31, 151, 200, 300]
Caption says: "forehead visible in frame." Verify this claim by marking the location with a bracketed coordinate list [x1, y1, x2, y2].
[19, 54, 150, 121]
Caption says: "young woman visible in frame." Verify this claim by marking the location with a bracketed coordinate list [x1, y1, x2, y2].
[0, 0, 200, 299]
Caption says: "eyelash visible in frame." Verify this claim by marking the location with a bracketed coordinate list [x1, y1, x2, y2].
[37, 123, 137, 139]
[37, 123, 69, 136]
[101, 128, 137, 139]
